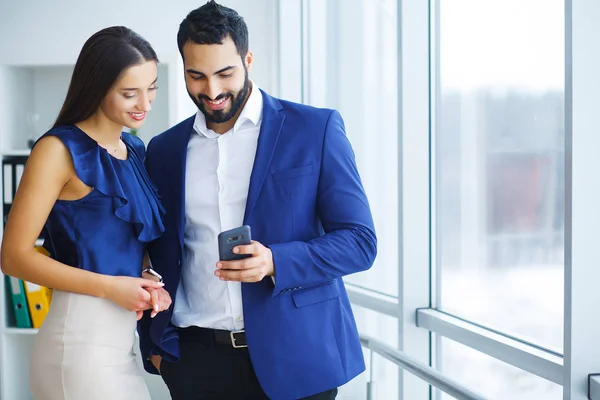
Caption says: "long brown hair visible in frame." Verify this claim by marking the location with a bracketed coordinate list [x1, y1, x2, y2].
[53, 26, 158, 128]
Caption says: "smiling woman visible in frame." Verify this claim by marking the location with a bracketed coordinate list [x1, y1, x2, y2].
[98, 61, 158, 132]
[0, 26, 171, 400]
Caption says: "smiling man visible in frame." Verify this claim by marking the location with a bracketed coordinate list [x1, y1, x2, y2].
[183, 39, 251, 130]
[138, 2, 377, 399]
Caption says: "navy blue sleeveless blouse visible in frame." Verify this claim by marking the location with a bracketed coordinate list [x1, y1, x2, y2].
[40, 125, 165, 278]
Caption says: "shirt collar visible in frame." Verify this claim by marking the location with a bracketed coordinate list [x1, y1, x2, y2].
[193, 81, 262, 138]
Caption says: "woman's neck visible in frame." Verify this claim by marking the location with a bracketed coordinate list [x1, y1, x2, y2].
[76, 113, 123, 148]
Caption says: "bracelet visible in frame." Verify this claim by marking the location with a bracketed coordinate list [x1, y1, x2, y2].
[142, 267, 163, 283]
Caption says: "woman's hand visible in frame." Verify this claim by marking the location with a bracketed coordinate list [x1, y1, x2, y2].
[145, 287, 172, 318]
[103, 276, 164, 319]
[141, 267, 172, 318]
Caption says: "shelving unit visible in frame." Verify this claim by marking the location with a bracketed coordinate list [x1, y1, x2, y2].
[0, 57, 191, 399]
[4, 329, 38, 336]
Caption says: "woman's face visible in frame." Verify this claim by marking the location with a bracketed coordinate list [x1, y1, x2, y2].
[100, 61, 158, 129]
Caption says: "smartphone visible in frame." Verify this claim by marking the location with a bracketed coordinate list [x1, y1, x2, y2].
[218, 225, 252, 261]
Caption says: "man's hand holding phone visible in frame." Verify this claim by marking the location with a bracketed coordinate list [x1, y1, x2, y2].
[216, 226, 274, 282]
[216, 240, 274, 282]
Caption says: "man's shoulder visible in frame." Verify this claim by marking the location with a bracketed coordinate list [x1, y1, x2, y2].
[278, 97, 335, 118]
[148, 115, 195, 150]
[157, 115, 196, 138]
[260, 90, 337, 120]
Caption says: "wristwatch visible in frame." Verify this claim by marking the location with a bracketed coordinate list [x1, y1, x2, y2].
[142, 267, 163, 283]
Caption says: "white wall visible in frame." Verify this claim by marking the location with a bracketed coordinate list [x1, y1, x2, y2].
[0, 67, 33, 151]
[0, 0, 279, 151]
[33, 66, 73, 135]
[0, 0, 278, 94]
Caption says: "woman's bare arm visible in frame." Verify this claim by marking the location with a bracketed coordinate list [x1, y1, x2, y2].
[1, 136, 162, 311]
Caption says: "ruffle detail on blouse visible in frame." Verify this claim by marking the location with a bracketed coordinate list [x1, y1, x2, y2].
[42, 126, 165, 243]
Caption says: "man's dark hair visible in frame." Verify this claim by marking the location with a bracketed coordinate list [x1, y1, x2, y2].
[177, 0, 249, 59]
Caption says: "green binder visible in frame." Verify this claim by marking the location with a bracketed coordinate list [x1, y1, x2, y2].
[7, 276, 32, 328]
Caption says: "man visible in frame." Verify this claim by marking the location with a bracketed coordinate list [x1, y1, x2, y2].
[138, 1, 377, 399]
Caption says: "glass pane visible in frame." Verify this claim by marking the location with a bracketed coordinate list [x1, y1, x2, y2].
[435, 0, 565, 349]
[338, 305, 399, 399]
[303, 0, 399, 296]
[437, 337, 562, 399]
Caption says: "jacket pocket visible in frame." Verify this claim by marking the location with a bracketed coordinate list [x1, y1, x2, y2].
[292, 281, 340, 307]
[272, 164, 314, 182]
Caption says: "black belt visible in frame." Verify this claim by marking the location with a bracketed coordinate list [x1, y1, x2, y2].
[179, 326, 248, 349]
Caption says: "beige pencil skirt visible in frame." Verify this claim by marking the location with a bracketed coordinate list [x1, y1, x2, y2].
[30, 290, 151, 400]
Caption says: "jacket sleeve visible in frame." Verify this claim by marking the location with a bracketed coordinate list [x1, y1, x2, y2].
[137, 135, 162, 375]
[268, 110, 377, 296]
[137, 310, 161, 375]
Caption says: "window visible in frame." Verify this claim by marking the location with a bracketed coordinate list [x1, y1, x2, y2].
[338, 305, 399, 399]
[435, 0, 565, 351]
[302, 0, 400, 297]
[438, 337, 562, 399]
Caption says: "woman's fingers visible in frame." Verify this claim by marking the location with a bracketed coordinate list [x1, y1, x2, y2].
[150, 289, 160, 318]
[139, 278, 165, 289]
[151, 289, 160, 311]
[144, 287, 171, 317]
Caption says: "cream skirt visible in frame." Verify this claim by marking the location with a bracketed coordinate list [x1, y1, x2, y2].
[30, 290, 151, 400]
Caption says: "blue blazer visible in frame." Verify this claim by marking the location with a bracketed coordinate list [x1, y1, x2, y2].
[139, 90, 377, 399]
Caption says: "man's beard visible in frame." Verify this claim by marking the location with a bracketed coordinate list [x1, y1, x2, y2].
[190, 67, 250, 124]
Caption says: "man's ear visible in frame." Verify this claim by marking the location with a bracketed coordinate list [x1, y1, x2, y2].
[244, 50, 254, 72]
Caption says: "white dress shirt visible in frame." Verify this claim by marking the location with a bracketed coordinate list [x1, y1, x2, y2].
[172, 83, 262, 331]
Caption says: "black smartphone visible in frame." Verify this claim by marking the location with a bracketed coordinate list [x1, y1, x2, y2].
[218, 225, 252, 261]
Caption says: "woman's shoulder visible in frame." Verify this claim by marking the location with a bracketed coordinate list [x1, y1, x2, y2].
[25, 129, 76, 183]
[42, 124, 82, 140]
[38, 125, 96, 153]
[34, 126, 83, 157]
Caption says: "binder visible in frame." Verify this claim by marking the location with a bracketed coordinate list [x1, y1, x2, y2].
[33, 245, 49, 256]
[3, 156, 28, 231]
[6, 276, 32, 328]
[33, 245, 53, 302]
[23, 281, 51, 329]
[15, 164, 24, 190]
[3, 164, 12, 204]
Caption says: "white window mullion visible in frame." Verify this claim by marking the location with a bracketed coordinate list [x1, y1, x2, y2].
[277, 0, 303, 102]
[564, 0, 600, 399]
[399, 0, 432, 398]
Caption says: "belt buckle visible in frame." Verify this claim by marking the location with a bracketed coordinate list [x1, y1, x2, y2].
[230, 330, 247, 348]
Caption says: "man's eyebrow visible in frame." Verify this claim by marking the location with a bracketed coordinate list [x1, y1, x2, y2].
[186, 66, 236, 76]
[186, 68, 204, 76]
[214, 66, 235, 75]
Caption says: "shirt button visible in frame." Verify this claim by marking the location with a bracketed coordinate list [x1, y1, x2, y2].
[236, 315, 243, 322]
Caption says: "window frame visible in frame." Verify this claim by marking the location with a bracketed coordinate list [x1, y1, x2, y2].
[276, 0, 600, 398]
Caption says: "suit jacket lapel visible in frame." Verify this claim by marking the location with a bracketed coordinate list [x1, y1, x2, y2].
[173, 117, 195, 249]
[244, 91, 285, 223]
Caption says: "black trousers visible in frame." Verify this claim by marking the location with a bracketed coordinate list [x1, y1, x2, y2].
[160, 329, 338, 400]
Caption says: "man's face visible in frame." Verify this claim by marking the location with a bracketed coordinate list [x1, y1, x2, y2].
[182, 36, 253, 125]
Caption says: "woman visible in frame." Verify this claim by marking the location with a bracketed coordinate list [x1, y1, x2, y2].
[1, 26, 171, 400]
